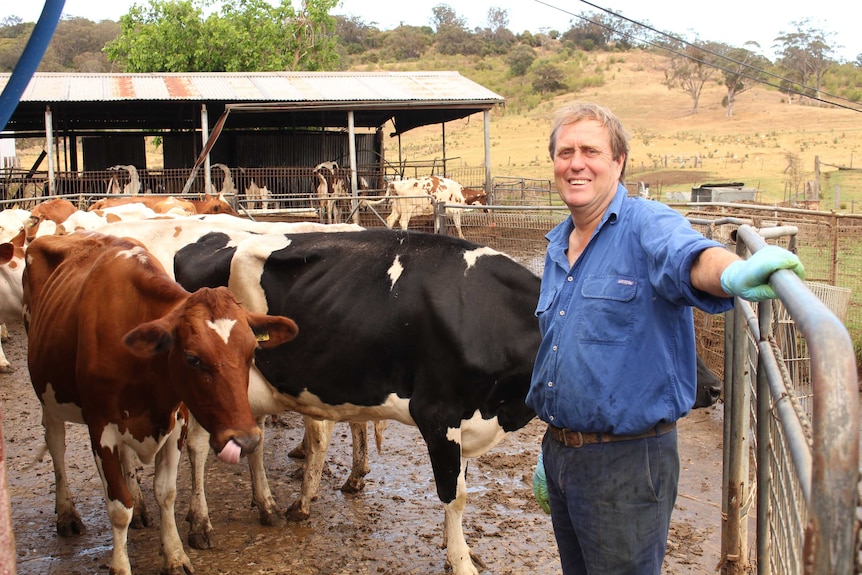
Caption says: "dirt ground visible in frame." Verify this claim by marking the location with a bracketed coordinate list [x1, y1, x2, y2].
[0, 319, 726, 575]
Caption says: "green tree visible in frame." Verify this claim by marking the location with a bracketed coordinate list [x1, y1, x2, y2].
[334, 15, 379, 56]
[506, 44, 536, 78]
[717, 42, 768, 117]
[476, 6, 515, 55]
[774, 18, 837, 103]
[381, 25, 433, 61]
[561, 11, 613, 51]
[0, 18, 32, 72]
[105, 0, 339, 72]
[431, 4, 479, 56]
[105, 0, 207, 71]
[531, 61, 566, 94]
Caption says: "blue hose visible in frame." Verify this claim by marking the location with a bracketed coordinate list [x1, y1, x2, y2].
[0, 0, 66, 131]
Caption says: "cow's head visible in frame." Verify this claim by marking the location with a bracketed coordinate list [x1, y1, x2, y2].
[123, 286, 299, 462]
[462, 188, 489, 213]
[694, 353, 722, 408]
[0, 228, 26, 325]
[200, 193, 238, 216]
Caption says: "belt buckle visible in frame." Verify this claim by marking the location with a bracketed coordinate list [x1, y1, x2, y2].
[567, 430, 584, 448]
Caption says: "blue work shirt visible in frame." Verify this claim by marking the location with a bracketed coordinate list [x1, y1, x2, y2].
[526, 185, 733, 435]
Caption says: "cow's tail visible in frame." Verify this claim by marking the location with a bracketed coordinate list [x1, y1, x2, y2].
[373, 420, 387, 454]
[359, 187, 391, 208]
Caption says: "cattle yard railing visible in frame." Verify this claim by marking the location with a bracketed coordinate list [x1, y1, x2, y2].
[721, 224, 858, 575]
[1, 194, 860, 573]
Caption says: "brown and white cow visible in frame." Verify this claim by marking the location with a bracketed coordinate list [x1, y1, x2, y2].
[24, 198, 79, 240]
[87, 216, 375, 537]
[313, 161, 350, 224]
[23, 231, 298, 575]
[365, 176, 478, 239]
[0, 229, 25, 373]
[461, 187, 489, 208]
[87, 193, 236, 217]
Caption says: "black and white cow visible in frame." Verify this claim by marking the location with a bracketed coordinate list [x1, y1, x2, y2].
[87, 217, 722, 572]
[173, 228, 542, 575]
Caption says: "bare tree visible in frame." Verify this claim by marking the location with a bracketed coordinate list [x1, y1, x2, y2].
[783, 152, 805, 201]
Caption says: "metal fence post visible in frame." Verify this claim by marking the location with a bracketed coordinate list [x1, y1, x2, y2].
[721, 239, 753, 575]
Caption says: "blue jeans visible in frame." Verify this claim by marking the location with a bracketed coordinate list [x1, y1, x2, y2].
[542, 427, 680, 575]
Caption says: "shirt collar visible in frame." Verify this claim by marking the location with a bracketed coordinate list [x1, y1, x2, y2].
[545, 183, 627, 245]
[544, 184, 628, 271]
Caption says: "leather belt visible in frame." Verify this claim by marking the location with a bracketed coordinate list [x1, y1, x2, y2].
[548, 421, 677, 448]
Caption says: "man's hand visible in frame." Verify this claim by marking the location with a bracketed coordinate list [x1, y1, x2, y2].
[720, 245, 805, 302]
[533, 452, 550, 514]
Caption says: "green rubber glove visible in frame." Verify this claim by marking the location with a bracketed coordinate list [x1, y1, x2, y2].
[533, 451, 550, 514]
[720, 245, 805, 302]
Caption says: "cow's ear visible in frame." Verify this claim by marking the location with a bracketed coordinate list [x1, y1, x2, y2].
[0, 241, 14, 265]
[123, 319, 174, 358]
[247, 312, 299, 349]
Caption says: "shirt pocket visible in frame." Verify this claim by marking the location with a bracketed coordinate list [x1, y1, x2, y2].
[576, 275, 637, 344]
[535, 287, 558, 332]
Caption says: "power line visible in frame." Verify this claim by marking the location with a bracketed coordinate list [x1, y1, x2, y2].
[533, 0, 862, 113]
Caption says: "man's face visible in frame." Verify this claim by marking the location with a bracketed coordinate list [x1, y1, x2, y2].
[552, 119, 625, 213]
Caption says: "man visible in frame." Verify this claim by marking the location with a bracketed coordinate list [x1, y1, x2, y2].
[528, 101, 803, 575]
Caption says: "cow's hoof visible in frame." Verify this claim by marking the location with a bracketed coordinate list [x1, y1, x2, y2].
[257, 507, 285, 527]
[340, 476, 365, 493]
[285, 502, 310, 521]
[56, 514, 86, 537]
[188, 529, 216, 550]
[287, 443, 306, 459]
[161, 555, 194, 575]
[130, 506, 153, 529]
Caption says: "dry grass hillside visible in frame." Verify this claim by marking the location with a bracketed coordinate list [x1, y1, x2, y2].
[12, 50, 862, 208]
[394, 50, 862, 207]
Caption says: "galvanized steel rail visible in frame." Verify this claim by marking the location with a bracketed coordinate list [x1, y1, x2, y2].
[722, 224, 859, 575]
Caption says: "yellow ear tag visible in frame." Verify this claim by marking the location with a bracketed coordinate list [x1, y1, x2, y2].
[255, 332, 270, 342]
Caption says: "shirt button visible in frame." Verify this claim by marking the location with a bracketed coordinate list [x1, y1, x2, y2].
[547, 381, 553, 387]
[559, 310, 565, 316]
[567, 276, 573, 282]
[552, 345, 558, 352]
[549, 415, 555, 421]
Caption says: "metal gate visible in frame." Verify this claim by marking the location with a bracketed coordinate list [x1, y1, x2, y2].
[721, 224, 859, 574]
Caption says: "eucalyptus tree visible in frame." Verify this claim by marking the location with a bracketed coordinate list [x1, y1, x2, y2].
[662, 39, 720, 114]
[774, 18, 837, 103]
[717, 42, 769, 117]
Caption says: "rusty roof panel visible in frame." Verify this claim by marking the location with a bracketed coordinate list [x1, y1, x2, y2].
[2, 71, 503, 105]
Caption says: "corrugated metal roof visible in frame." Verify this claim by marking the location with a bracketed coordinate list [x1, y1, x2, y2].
[1, 71, 504, 105]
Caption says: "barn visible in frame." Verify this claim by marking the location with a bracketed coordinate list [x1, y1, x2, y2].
[0, 71, 504, 202]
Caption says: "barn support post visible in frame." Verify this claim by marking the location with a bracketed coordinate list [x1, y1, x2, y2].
[44, 105, 54, 195]
[484, 110, 491, 195]
[200, 105, 212, 194]
[441, 121, 447, 177]
[347, 110, 359, 224]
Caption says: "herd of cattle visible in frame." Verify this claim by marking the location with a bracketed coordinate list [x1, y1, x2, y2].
[0, 185, 723, 575]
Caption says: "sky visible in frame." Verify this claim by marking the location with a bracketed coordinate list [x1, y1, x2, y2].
[6, 0, 861, 63]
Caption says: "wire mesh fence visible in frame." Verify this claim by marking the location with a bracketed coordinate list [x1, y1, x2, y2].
[0, 171, 860, 573]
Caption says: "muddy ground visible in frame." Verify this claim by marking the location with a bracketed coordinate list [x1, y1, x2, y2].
[0, 319, 725, 574]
